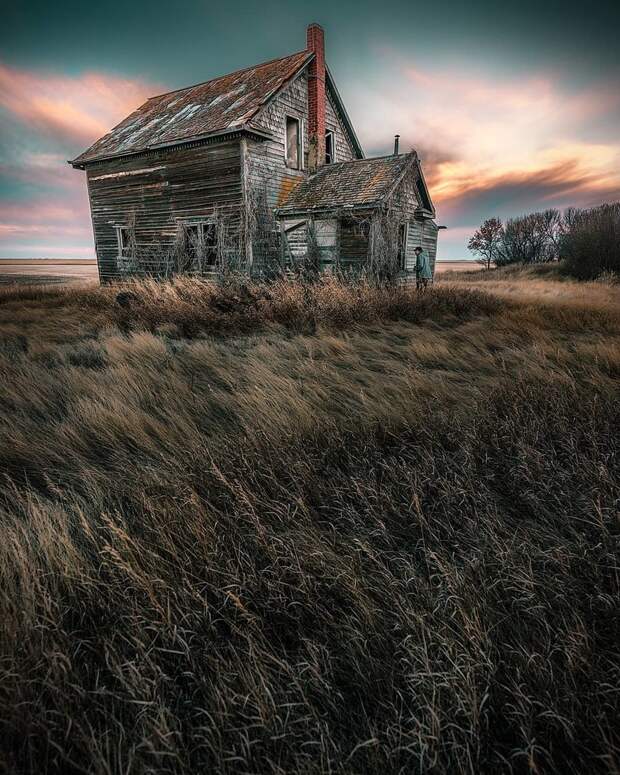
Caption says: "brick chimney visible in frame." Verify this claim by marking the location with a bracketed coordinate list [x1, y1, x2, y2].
[306, 23, 326, 173]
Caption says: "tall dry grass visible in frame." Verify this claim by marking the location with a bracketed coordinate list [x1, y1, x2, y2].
[0, 276, 619, 774]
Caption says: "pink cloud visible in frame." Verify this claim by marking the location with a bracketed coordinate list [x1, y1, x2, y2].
[0, 223, 90, 237]
[0, 177, 93, 256]
[0, 64, 166, 258]
[0, 200, 87, 224]
[0, 63, 162, 145]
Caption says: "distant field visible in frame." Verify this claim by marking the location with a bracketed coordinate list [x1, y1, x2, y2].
[434, 260, 478, 273]
[0, 258, 474, 286]
[0, 259, 98, 285]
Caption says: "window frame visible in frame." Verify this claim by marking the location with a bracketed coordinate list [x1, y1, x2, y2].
[115, 225, 131, 257]
[285, 115, 303, 170]
[182, 220, 218, 268]
[397, 222, 409, 271]
[325, 130, 336, 164]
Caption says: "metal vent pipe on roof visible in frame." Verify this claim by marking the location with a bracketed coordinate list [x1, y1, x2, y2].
[393, 135, 400, 155]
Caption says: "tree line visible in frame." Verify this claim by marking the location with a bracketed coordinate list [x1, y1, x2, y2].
[468, 201, 620, 279]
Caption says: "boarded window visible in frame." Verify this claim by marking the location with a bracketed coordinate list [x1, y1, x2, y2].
[286, 116, 301, 169]
[283, 220, 308, 263]
[339, 218, 369, 266]
[325, 131, 335, 164]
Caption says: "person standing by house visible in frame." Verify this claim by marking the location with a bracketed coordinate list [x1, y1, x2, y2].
[414, 246, 432, 290]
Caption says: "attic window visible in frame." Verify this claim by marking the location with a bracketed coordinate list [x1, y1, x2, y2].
[325, 131, 335, 164]
[285, 116, 301, 170]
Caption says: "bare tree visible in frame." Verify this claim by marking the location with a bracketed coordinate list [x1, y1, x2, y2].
[467, 217, 503, 269]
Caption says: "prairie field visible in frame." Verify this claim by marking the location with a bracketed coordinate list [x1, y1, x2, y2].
[0, 273, 619, 774]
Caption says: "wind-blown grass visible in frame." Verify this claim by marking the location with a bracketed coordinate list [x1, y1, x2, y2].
[0, 277, 619, 774]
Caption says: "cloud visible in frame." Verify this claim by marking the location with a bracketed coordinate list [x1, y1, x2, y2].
[0, 63, 161, 146]
[436, 146, 620, 203]
[0, 64, 165, 257]
[1, 55, 619, 260]
[353, 55, 620, 188]
[0, 196, 92, 239]
[433, 156, 620, 257]
[347, 54, 620, 257]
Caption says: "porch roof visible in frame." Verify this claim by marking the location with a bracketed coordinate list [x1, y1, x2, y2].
[276, 153, 416, 214]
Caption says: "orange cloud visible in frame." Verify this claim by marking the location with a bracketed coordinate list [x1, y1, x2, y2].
[433, 145, 620, 205]
[0, 63, 162, 144]
[0, 64, 165, 257]
[348, 55, 620, 250]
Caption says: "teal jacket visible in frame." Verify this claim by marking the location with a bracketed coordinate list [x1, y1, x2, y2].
[416, 250, 433, 279]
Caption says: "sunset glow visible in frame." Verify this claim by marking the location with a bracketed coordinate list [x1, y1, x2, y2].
[1, 1, 618, 259]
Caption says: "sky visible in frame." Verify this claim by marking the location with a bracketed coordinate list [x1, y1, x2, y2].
[1, 0, 619, 260]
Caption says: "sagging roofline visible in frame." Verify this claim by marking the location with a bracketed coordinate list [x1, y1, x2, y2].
[68, 126, 273, 169]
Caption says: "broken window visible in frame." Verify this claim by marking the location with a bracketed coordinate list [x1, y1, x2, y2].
[184, 222, 218, 268]
[286, 116, 301, 169]
[325, 130, 335, 164]
[203, 223, 218, 265]
[184, 224, 200, 263]
[115, 226, 131, 257]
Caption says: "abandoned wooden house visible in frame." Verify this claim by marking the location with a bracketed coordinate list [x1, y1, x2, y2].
[70, 24, 439, 282]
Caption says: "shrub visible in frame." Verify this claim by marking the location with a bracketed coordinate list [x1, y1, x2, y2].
[561, 202, 620, 280]
[468, 203, 620, 276]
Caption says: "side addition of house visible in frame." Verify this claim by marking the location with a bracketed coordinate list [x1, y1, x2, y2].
[70, 24, 439, 282]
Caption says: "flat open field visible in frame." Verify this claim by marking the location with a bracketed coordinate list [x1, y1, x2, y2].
[1, 271, 618, 774]
[0, 259, 475, 286]
[0, 259, 98, 285]
[435, 259, 479, 273]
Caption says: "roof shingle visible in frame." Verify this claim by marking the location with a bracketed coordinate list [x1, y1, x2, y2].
[277, 153, 416, 212]
[72, 50, 312, 165]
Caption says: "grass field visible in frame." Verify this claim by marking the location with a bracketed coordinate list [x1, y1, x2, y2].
[0, 273, 618, 774]
[0, 259, 479, 287]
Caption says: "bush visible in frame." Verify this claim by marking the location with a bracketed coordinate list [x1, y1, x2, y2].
[468, 203, 620, 277]
[561, 202, 620, 280]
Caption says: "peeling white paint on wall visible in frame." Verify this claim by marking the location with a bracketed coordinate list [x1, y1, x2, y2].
[90, 166, 165, 181]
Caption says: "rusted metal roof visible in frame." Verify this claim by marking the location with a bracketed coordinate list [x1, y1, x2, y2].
[71, 50, 313, 166]
[277, 153, 417, 213]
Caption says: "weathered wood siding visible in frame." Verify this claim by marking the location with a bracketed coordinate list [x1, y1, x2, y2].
[246, 68, 359, 213]
[246, 73, 309, 210]
[390, 166, 438, 277]
[406, 219, 438, 275]
[325, 86, 357, 163]
[86, 140, 242, 280]
[422, 220, 438, 275]
[282, 218, 339, 266]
